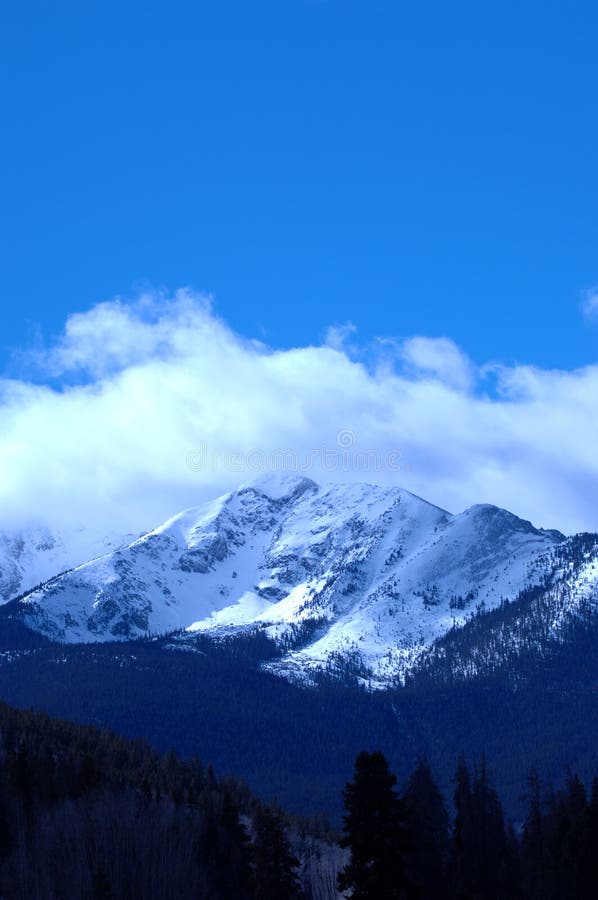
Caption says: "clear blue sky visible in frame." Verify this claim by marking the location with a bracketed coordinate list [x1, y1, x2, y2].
[1, 0, 597, 370]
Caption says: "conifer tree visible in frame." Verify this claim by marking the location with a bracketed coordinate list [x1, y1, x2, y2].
[452, 755, 475, 897]
[403, 757, 449, 898]
[521, 768, 548, 899]
[89, 865, 113, 900]
[251, 804, 303, 900]
[338, 750, 411, 899]
[452, 755, 511, 900]
[471, 755, 509, 898]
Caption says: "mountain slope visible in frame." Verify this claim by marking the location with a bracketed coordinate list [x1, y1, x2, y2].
[10, 474, 566, 683]
[407, 532, 598, 686]
[0, 524, 132, 603]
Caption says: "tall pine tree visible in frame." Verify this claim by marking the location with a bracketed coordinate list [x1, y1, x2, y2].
[403, 757, 449, 898]
[338, 751, 411, 899]
[452, 755, 511, 900]
[251, 805, 303, 900]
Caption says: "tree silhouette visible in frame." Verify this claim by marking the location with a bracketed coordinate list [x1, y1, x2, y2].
[251, 804, 303, 900]
[403, 757, 449, 898]
[338, 750, 411, 899]
[89, 865, 113, 900]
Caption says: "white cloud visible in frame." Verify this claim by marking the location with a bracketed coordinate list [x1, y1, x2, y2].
[582, 287, 598, 320]
[324, 321, 357, 352]
[1, 289, 598, 536]
[399, 336, 476, 391]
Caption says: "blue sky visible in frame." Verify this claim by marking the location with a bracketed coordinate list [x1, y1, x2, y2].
[2, 1, 598, 534]
[2, 0, 598, 371]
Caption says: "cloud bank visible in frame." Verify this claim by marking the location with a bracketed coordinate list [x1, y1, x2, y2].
[1, 289, 598, 536]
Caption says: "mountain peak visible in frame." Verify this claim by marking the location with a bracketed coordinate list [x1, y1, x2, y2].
[461, 503, 564, 538]
[10, 477, 569, 686]
[237, 472, 318, 501]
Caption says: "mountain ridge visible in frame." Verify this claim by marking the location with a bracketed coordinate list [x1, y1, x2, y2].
[1, 474, 580, 686]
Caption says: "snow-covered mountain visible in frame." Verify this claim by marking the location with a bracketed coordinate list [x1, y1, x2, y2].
[5, 474, 573, 684]
[409, 531, 598, 686]
[0, 524, 133, 604]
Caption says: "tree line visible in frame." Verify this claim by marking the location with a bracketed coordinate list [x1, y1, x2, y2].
[338, 750, 598, 899]
[0, 702, 308, 899]
[0, 697, 596, 898]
